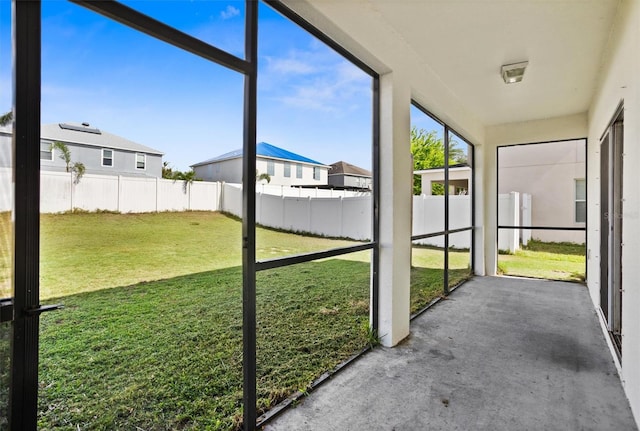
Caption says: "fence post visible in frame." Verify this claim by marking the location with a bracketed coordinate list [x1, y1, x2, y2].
[155, 177, 159, 212]
[281, 195, 286, 229]
[509, 191, 520, 253]
[219, 182, 225, 212]
[69, 172, 74, 212]
[256, 191, 261, 225]
[307, 196, 312, 233]
[339, 195, 344, 237]
[117, 175, 122, 212]
[522, 193, 532, 246]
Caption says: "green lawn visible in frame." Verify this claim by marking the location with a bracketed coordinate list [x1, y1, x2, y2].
[37, 212, 356, 300]
[411, 245, 473, 313]
[0, 212, 468, 429]
[498, 240, 586, 281]
[38, 260, 370, 430]
[0, 212, 10, 298]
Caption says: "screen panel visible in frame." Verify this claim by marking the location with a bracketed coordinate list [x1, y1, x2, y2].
[38, 2, 246, 428]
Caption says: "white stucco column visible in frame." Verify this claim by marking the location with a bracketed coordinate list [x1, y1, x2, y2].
[482, 140, 498, 276]
[472, 142, 486, 276]
[377, 72, 412, 347]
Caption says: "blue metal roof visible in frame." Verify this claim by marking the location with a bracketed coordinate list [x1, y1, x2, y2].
[192, 142, 324, 167]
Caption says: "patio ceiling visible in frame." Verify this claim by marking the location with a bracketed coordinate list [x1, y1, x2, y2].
[283, 0, 621, 127]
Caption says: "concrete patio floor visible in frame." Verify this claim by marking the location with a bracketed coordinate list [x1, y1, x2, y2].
[265, 276, 637, 431]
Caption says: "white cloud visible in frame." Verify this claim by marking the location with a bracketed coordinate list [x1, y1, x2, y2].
[264, 57, 315, 75]
[220, 5, 240, 20]
[271, 58, 371, 114]
[260, 44, 371, 115]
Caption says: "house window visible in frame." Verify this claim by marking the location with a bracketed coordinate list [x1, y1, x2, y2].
[267, 160, 275, 176]
[313, 166, 320, 181]
[136, 153, 146, 170]
[40, 141, 53, 161]
[283, 162, 291, 178]
[296, 163, 302, 178]
[102, 148, 114, 167]
[575, 179, 586, 223]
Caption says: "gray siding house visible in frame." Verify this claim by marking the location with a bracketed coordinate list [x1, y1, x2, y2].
[0, 122, 163, 176]
[39, 123, 164, 177]
[328, 161, 372, 190]
[0, 123, 163, 178]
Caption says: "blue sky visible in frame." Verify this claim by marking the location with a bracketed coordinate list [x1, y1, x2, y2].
[0, 1, 374, 172]
[411, 104, 471, 163]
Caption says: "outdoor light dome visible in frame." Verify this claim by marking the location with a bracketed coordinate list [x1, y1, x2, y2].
[501, 61, 528, 84]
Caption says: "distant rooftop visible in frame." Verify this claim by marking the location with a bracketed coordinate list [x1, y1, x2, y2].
[40, 122, 163, 155]
[192, 142, 325, 167]
[329, 160, 372, 177]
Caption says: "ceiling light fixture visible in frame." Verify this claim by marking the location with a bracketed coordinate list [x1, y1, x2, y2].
[501, 61, 528, 84]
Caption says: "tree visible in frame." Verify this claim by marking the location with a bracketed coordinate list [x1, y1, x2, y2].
[162, 162, 200, 192]
[162, 161, 175, 179]
[0, 111, 12, 127]
[52, 141, 72, 171]
[256, 170, 271, 183]
[410, 126, 467, 195]
[71, 162, 86, 184]
[174, 169, 199, 192]
[51, 141, 85, 184]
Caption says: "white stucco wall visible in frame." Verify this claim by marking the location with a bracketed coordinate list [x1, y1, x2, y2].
[587, 0, 640, 422]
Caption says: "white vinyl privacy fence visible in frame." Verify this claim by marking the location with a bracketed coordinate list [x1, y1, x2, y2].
[37, 171, 221, 213]
[1, 169, 527, 250]
[223, 183, 372, 241]
[256, 183, 367, 198]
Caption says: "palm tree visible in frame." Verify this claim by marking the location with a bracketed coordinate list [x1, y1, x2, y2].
[52, 141, 72, 172]
[71, 162, 86, 184]
[256, 170, 271, 183]
[172, 169, 199, 192]
[0, 111, 12, 127]
[51, 141, 85, 183]
[161, 161, 175, 179]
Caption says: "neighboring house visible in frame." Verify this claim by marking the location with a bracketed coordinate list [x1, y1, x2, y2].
[40, 123, 163, 177]
[191, 142, 329, 186]
[14, 122, 164, 177]
[415, 165, 471, 196]
[328, 161, 372, 190]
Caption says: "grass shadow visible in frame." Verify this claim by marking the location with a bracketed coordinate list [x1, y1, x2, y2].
[523, 239, 586, 256]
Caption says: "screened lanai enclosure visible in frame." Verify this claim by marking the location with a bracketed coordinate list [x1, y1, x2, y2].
[2, 0, 640, 430]
[2, 0, 471, 428]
